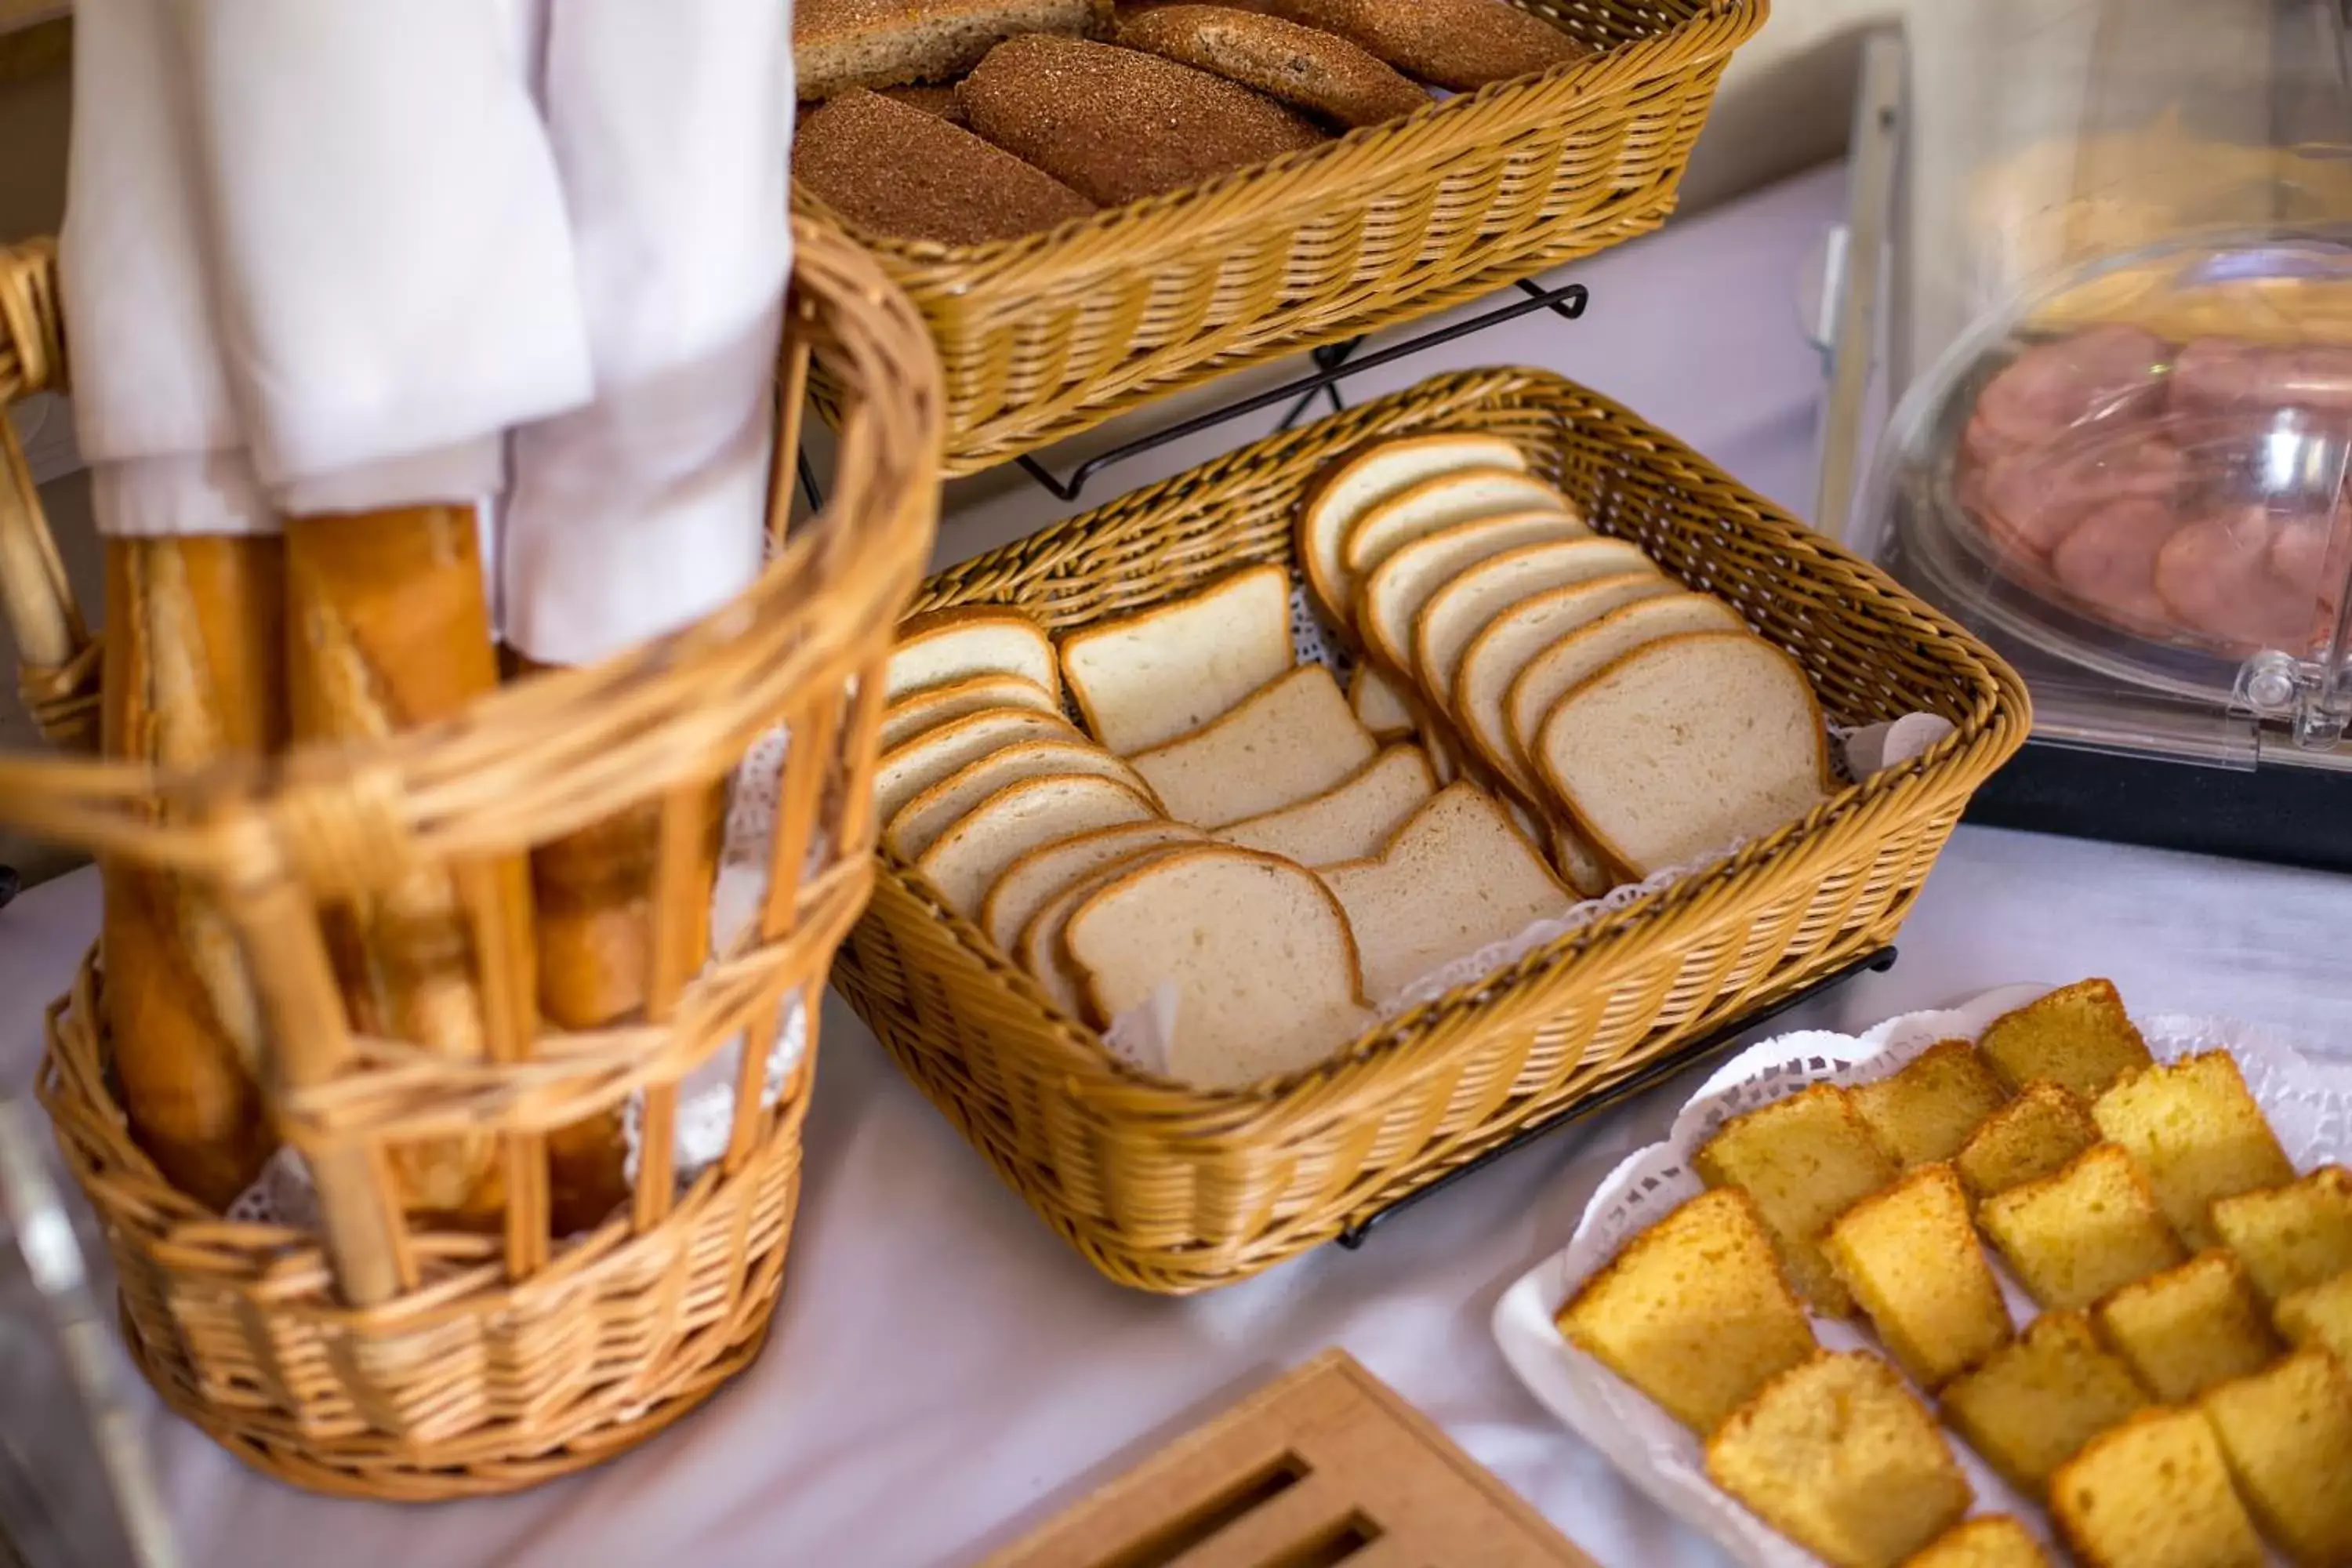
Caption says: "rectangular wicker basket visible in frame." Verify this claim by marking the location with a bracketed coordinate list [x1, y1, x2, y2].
[829, 367, 2032, 1294]
[797, 0, 1766, 474]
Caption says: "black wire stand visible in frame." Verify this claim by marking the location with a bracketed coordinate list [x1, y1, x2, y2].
[1334, 945, 1899, 1249]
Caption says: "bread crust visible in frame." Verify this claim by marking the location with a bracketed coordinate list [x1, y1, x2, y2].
[1294, 433, 1528, 627]
[1266, 0, 1587, 91]
[1116, 4, 1430, 126]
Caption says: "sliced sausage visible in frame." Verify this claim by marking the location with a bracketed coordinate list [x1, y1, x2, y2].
[2050, 496, 2181, 634]
[2171, 337, 2352, 414]
[1969, 430, 2186, 561]
[1972, 324, 2169, 449]
[2154, 507, 2319, 651]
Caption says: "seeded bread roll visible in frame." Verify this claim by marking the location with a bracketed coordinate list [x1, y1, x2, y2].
[1116, 5, 1430, 127]
[797, 90, 1098, 245]
[796, 0, 1112, 99]
[1267, 0, 1587, 91]
[958, 35, 1327, 207]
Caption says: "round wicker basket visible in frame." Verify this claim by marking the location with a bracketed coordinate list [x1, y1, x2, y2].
[0, 223, 941, 1497]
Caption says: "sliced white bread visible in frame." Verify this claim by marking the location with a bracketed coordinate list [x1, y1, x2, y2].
[1057, 564, 1293, 755]
[1534, 631, 1834, 877]
[1319, 782, 1569, 1002]
[1549, 821, 1616, 900]
[913, 775, 1163, 919]
[1454, 573, 1677, 789]
[1062, 846, 1376, 1088]
[1340, 467, 1568, 593]
[887, 607, 1058, 703]
[1015, 843, 1199, 1022]
[879, 672, 1061, 753]
[1348, 664, 1418, 740]
[1213, 743, 1436, 866]
[981, 820, 1207, 955]
[886, 740, 1154, 862]
[1425, 725, 1462, 785]
[1297, 433, 1528, 627]
[873, 707, 1080, 827]
[1130, 663, 1377, 827]
[1412, 537, 1658, 706]
[1354, 510, 1584, 677]
[1503, 592, 1748, 782]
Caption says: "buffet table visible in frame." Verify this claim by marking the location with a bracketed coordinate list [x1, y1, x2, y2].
[8, 162, 2350, 1568]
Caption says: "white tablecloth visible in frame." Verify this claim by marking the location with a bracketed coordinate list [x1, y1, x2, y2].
[8, 163, 2351, 1568]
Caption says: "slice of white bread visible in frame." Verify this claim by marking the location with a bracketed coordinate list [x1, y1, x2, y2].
[874, 707, 1080, 827]
[1017, 843, 1200, 1022]
[879, 672, 1062, 753]
[1348, 664, 1418, 739]
[913, 775, 1163, 918]
[1214, 743, 1436, 866]
[1455, 573, 1678, 788]
[886, 739, 1153, 861]
[1063, 846, 1377, 1087]
[1320, 782, 1569, 1001]
[1536, 631, 1834, 876]
[1413, 537, 1657, 705]
[1131, 663, 1377, 827]
[1491, 793, 1609, 899]
[1058, 563, 1292, 754]
[887, 607, 1058, 703]
[1504, 592, 1748, 780]
[1341, 466, 1567, 588]
[1355, 510, 1584, 677]
[982, 820, 1206, 954]
[1298, 433, 1528, 627]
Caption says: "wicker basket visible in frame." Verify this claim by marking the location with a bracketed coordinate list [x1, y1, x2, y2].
[830, 367, 2032, 1294]
[0, 225, 941, 1496]
[798, 0, 1766, 474]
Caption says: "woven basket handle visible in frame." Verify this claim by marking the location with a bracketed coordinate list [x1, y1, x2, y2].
[0, 238, 98, 754]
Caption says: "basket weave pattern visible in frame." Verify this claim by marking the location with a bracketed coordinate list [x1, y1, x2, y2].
[797, 0, 1767, 474]
[0, 227, 942, 1495]
[830, 368, 2031, 1294]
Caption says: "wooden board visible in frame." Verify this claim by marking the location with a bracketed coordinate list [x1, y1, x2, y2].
[983, 1349, 1598, 1568]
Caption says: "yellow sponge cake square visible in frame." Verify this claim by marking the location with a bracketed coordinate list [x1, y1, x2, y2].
[1978, 1143, 2186, 1311]
[2091, 1051, 2292, 1250]
[1704, 1350, 1972, 1568]
[2049, 1407, 2264, 1568]
[1940, 1311, 2148, 1492]
[2090, 1249, 2279, 1402]
[1824, 1163, 2012, 1388]
[1693, 1084, 1899, 1315]
[1976, 978, 2153, 1100]
[1954, 1080, 2100, 1200]
[1555, 1187, 1816, 1433]
[2212, 1165, 2352, 1304]
[2278, 1268, 2352, 1366]
[1897, 1516, 2053, 1568]
[1853, 1040, 2011, 1167]
[2199, 1347, 2352, 1568]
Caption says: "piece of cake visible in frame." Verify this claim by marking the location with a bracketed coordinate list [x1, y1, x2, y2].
[1693, 1084, 1900, 1315]
[2199, 1347, 2352, 1567]
[2049, 1406, 2265, 1568]
[1704, 1351, 1972, 1568]
[1976, 978, 2154, 1099]
[2090, 1249, 2280, 1402]
[1897, 1516, 2054, 1568]
[2091, 1051, 2293, 1250]
[1554, 1187, 1816, 1432]
[1824, 1163, 2012, 1388]
[1940, 1311, 2150, 1492]
[1954, 1080, 2100, 1200]
[2278, 1268, 2352, 1365]
[1978, 1143, 2187, 1310]
[2212, 1166, 2352, 1303]
[1853, 1040, 2012, 1167]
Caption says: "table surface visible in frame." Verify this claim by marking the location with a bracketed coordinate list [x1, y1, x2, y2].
[9, 162, 2352, 1568]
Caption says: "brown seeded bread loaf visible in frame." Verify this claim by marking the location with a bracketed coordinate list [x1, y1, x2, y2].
[1116, 5, 1431, 127]
[878, 84, 967, 122]
[958, 34, 1327, 207]
[1265, 0, 1588, 91]
[797, 90, 1098, 245]
[796, 0, 1112, 99]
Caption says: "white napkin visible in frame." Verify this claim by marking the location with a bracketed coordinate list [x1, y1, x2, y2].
[174, 0, 594, 513]
[499, 0, 794, 666]
[59, 0, 269, 538]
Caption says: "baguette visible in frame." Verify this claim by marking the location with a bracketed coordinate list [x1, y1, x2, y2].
[796, 0, 1113, 99]
[1116, 5, 1431, 127]
[796, 90, 1098, 246]
[285, 505, 521, 1224]
[100, 536, 285, 1210]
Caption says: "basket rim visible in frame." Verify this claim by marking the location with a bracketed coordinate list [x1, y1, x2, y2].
[869, 365, 2031, 1121]
[792, 0, 1769, 274]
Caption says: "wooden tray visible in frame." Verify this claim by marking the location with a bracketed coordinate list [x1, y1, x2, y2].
[985, 1349, 1595, 1567]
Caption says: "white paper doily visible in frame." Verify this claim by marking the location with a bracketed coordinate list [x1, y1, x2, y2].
[1492, 985, 2352, 1567]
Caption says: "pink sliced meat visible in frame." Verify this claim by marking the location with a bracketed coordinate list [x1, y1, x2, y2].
[1971, 324, 2169, 450]
[2268, 514, 2350, 608]
[2050, 497, 2180, 633]
[2171, 337, 2352, 414]
[1969, 431, 2186, 561]
[2154, 507, 2321, 650]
